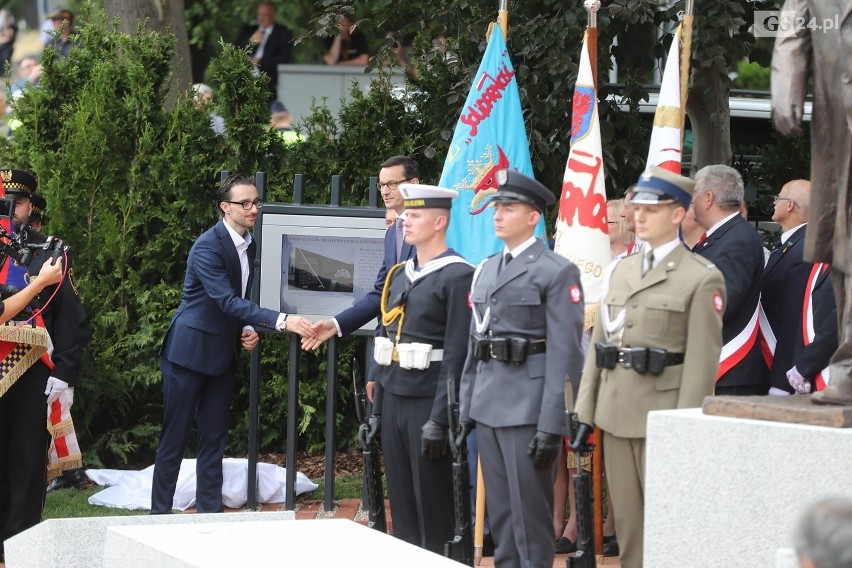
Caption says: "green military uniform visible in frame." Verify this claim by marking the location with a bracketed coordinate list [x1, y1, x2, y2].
[574, 168, 726, 568]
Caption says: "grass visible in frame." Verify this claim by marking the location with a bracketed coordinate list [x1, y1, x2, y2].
[42, 473, 368, 520]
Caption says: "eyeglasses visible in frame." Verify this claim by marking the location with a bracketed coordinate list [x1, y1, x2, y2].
[225, 199, 263, 210]
[378, 178, 411, 191]
[772, 196, 797, 207]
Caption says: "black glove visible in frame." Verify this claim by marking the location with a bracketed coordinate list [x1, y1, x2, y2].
[358, 414, 381, 449]
[453, 420, 474, 451]
[567, 422, 594, 455]
[421, 419, 449, 460]
[527, 430, 562, 470]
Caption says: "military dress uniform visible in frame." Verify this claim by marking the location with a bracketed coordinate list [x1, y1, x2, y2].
[574, 168, 726, 568]
[0, 170, 89, 560]
[459, 171, 586, 568]
[372, 185, 474, 554]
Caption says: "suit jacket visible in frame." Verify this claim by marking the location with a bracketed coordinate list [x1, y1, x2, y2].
[160, 221, 280, 376]
[336, 223, 415, 336]
[760, 225, 811, 392]
[795, 265, 838, 384]
[460, 240, 585, 435]
[575, 244, 725, 438]
[693, 215, 765, 388]
[235, 23, 293, 84]
[772, 0, 852, 269]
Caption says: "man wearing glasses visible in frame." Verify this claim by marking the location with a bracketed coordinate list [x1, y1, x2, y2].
[302, 156, 420, 364]
[151, 174, 315, 514]
[760, 180, 837, 395]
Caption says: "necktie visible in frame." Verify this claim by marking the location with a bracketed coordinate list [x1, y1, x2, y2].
[395, 218, 404, 261]
[772, 239, 783, 251]
[499, 252, 513, 274]
[643, 250, 654, 277]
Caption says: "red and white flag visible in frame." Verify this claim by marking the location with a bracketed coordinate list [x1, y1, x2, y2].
[553, 33, 610, 329]
[646, 24, 687, 173]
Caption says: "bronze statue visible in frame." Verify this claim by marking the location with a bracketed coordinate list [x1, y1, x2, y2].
[771, 0, 852, 404]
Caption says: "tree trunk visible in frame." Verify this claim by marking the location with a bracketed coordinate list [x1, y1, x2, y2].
[686, 61, 732, 175]
[103, 0, 192, 105]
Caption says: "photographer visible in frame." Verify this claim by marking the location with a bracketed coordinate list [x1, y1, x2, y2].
[0, 169, 89, 563]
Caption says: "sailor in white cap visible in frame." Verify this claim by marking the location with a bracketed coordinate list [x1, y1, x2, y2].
[360, 183, 474, 553]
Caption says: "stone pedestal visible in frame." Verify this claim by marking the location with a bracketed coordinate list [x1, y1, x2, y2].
[3, 511, 294, 568]
[645, 408, 852, 567]
[103, 518, 462, 567]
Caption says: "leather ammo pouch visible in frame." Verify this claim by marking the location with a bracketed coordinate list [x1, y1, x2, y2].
[647, 348, 668, 375]
[595, 342, 618, 369]
[489, 337, 509, 363]
[508, 337, 529, 364]
[374, 336, 394, 366]
[472, 333, 490, 361]
[629, 348, 649, 374]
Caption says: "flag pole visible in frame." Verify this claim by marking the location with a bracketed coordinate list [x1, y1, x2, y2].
[585, 0, 599, 89]
[680, 0, 694, 138]
[475, 12, 509, 564]
[498, 0, 508, 40]
[583, 0, 605, 559]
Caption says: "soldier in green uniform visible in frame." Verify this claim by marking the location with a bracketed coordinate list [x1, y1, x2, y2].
[570, 166, 726, 568]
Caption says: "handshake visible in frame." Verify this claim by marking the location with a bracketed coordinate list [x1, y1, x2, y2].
[299, 319, 340, 351]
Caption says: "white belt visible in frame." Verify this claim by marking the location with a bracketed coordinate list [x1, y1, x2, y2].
[374, 338, 443, 369]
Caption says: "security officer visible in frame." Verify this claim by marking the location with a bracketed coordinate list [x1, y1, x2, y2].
[459, 170, 585, 568]
[362, 183, 474, 554]
[0, 169, 89, 562]
[570, 166, 726, 568]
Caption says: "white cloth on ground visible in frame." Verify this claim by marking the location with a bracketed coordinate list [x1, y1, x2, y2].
[86, 458, 317, 511]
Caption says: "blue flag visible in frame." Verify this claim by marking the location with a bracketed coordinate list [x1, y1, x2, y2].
[438, 26, 544, 264]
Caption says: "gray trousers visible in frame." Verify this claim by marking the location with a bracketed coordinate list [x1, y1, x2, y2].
[478, 424, 556, 568]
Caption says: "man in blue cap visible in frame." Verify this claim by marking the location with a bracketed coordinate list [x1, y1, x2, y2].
[570, 166, 726, 568]
[459, 169, 586, 568]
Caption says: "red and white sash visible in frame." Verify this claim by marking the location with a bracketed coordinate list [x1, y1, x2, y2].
[718, 302, 760, 380]
[758, 303, 777, 370]
[803, 263, 831, 391]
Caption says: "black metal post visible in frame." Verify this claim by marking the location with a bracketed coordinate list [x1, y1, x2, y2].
[294, 174, 304, 205]
[368, 176, 378, 207]
[330, 175, 341, 207]
[285, 336, 300, 510]
[324, 337, 338, 512]
[246, 171, 265, 510]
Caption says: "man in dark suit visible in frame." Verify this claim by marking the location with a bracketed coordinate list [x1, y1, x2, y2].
[761, 180, 838, 394]
[0, 169, 89, 562]
[235, 2, 293, 105]
[460, 171, 585, 568]
[150, 174, 314, 514]
[692, 164, 766, 395]
[302, 156, 419, 360]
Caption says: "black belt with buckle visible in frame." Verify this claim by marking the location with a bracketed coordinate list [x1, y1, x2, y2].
[617, 347, 684, 375]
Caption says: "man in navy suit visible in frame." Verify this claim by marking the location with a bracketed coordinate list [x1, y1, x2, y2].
[151, 174, 314, 514]
[301, 156, 419, 360]
[692, 165, 767, 395]
[235, 2, 293, 105]
[760, 180, 838, 395]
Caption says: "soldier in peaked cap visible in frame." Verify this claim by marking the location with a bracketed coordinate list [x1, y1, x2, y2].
[360, 183, 474, 553]
[570, 166, 726, 568]
[0, 169, 89, 561]
[458, 169, 586, 568]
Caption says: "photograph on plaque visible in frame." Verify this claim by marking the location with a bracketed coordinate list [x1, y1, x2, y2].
[280, 234, 384, 315]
